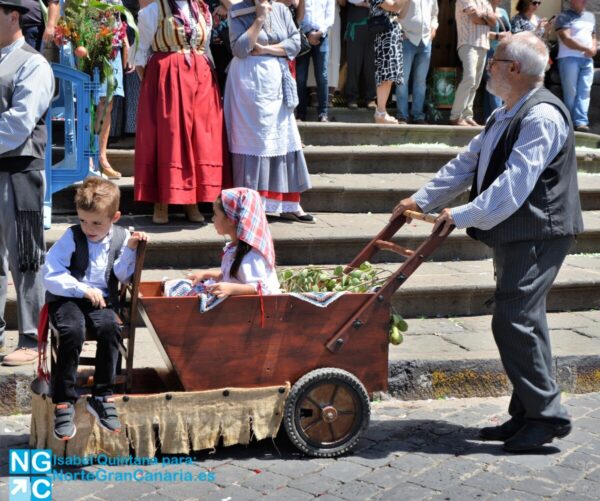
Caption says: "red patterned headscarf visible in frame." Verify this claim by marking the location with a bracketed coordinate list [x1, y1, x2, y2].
[221, 188, 275, 269]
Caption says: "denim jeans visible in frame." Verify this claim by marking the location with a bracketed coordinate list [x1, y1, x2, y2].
[482, 49, 503, 121]
[50, 298, 122, 404]
[558, 56, 594, 127]
[296, 36, 329, 119]
[396, 39, 431, 121]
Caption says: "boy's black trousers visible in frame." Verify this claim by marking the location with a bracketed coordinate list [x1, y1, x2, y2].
[49, 298, 122, 404]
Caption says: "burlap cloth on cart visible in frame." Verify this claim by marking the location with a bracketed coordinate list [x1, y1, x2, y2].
[29, 384, 290, 458]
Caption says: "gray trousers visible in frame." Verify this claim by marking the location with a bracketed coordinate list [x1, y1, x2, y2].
[0, 170, 44, 344]
[492, 236, 573, 426]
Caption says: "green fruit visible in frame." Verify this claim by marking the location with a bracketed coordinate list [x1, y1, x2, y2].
[334, 265, 343, 277]
[389, 326, 403, 345]
[396, 319, 408, 332]
[359, 261, 372, 271]
[349, 270, 362, 279]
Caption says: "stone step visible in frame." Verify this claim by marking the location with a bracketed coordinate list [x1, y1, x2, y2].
[51, 172, 600, 215]
[105, 122, 600, 149]
[3, 310, 599, 414]
[297, 122, 600, 149]
[2, 254, 598, 332]
[45, 211, 600, 268]
[98, 145, 600, 178]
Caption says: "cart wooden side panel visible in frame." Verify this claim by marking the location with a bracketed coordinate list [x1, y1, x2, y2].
[138, 282, 389, 394]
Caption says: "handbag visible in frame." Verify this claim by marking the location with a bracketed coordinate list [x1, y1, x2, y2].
[368, 14, 394, 36]
[299, 30, 312, 57]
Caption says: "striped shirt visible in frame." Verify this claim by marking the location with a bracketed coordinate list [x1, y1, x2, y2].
[456, 0, 493, 50]
[412, 87, 569, 231]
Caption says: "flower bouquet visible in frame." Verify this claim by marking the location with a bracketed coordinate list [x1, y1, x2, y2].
[54, 0, 137, 101]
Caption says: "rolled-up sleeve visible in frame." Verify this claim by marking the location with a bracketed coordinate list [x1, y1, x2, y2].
[133, 3, 158, 67]
[279, 6, 301, 59]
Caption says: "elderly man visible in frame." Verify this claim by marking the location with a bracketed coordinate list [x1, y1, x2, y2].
[450, 0, 496, 126]
[555, 0, 597, 132]
[0, 0, 54, 366]
[393, 32, 583, 452]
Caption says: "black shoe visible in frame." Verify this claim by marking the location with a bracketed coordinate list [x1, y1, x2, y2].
[575, 125, 590, 132]
[479, 417, 525, 441]
[503, 421, 572, 452]
[412, 119, 428, 125]
[54, 402, 77, 441]
[87, 395, 122, 433]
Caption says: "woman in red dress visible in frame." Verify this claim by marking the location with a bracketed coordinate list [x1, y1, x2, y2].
[133, 0, 230, 224]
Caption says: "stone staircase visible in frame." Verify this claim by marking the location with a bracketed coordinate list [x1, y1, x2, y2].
[2, 120, 600, 413]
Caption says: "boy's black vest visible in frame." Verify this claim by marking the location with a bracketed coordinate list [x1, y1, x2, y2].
[46, 225, 128, 308]
[466, 87, 584, 247]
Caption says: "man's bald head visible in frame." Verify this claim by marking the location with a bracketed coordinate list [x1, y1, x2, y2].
[497, 32, 549, 83]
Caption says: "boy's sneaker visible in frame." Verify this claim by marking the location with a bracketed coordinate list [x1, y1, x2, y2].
[54, 402, 77, 440]
[86, 396, 122, 433]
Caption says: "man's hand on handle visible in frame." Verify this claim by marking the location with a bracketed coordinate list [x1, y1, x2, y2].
[433, 208, 455, 236]
[391, 197, 420, 223]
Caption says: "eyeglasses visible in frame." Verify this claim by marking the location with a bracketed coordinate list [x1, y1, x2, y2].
[488, 57, 515, 68]
[532, 1, 541, 5]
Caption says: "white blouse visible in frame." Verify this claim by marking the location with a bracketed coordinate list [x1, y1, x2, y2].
[220, 243, 280, 295]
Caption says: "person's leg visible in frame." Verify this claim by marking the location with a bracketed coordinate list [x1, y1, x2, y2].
[96, 98, 121, 178]
[465, 47, 488, 121]
[295, 49, 312, 120]
[87, 307, 122, 398]
[313, 37, 330, 119]
[363, 32, 377, 105]
[50, 299, 88, 405]
[0, 172, 9, 350]
[396, 38, 416, 121]
[409, 41, 432, 122]
[573, 57, 594, 127]
[450, 45, 477, 121]
[492, 236, 574, 426]
[557, 57, 578, 123]
[345, 35, 362, 106]
[3, 170, 44, 351]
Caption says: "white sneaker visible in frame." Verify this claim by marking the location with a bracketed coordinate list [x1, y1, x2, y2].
[374, 111, 398, 125]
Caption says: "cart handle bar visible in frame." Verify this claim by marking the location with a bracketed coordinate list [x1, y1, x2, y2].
[403, 210, 437, 224]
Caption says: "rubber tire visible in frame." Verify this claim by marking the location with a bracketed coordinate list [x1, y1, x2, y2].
[284, 367, 371, 457]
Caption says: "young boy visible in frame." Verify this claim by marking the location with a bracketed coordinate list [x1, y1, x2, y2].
[43, 177, 148, 440]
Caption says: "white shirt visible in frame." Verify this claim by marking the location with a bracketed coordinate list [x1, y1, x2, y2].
[300, 0, 335, 35]
[221, 243, 280, 294]
[43, 227, 137, 298]
[400, 0, 439, 46]
[0, 37, 54, 155]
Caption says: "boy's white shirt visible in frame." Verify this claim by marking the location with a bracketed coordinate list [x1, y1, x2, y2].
[43, 226, 136, 299]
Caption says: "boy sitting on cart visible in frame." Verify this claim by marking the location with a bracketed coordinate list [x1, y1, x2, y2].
[42, 177, 148, 440]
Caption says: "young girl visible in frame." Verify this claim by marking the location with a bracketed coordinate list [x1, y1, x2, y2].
[189, 188, 280, 296]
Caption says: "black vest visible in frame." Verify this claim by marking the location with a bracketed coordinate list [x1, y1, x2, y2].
[466, 87, 584, 247]
[46, 225, 128, 308]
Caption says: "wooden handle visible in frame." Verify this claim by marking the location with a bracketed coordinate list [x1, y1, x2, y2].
[375, 240, 415, 258]
[404, 210, 437, 224]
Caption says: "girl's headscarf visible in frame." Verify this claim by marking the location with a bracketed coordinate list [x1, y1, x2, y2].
[221, 188, 275, 269]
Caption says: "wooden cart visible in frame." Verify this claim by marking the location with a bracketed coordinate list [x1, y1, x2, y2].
[137, 211, 453, 457]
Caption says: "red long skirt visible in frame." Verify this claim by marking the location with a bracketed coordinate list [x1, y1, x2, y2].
[134, 52, 231, 204]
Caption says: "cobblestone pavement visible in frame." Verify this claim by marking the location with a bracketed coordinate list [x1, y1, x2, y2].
[2, 393, 600, 500]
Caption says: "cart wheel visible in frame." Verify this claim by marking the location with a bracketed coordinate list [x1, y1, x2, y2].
[284, 367, 370, 457]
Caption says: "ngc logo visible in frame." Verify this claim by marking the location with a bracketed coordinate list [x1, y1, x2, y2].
[9, 449, 52, 501]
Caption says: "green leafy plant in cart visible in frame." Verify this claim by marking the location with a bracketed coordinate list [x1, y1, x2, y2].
[277, 261, 408, 344]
